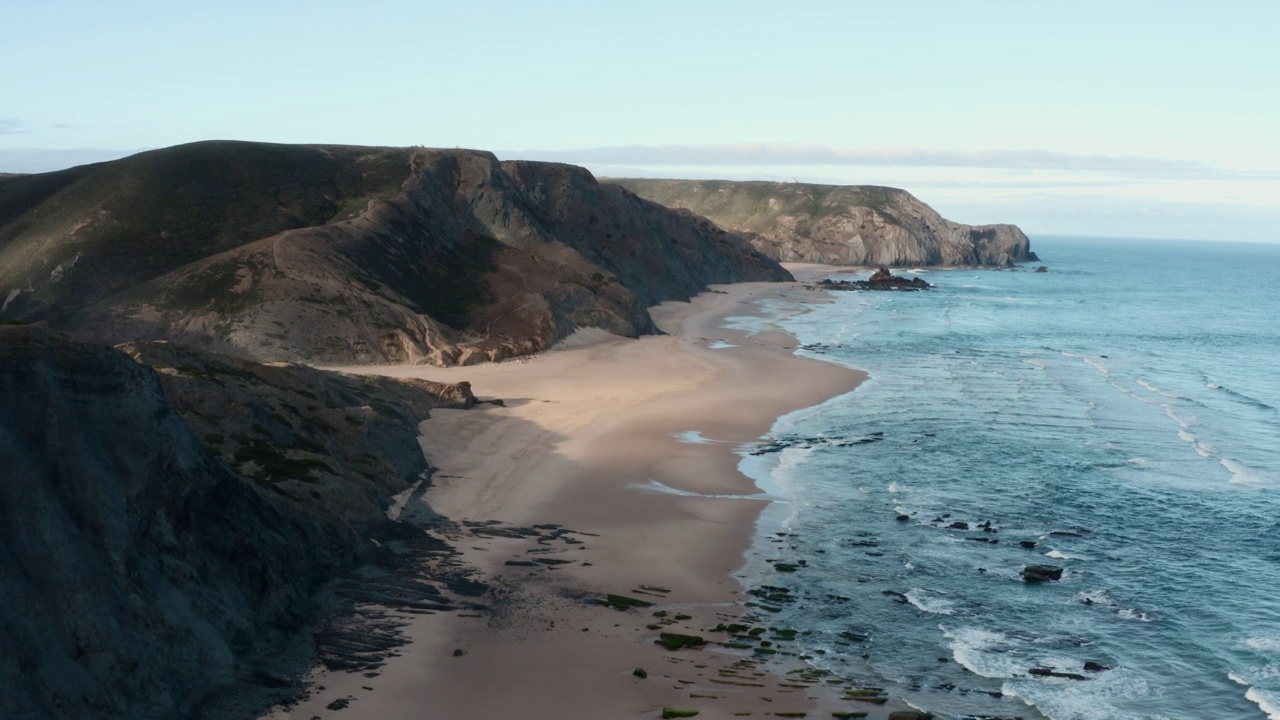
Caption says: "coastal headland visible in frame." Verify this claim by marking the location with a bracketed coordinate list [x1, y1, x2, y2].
[1, 143, 1026, 718]
[264, 266, 919, 719]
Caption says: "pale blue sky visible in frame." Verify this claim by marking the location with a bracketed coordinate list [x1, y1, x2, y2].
[2, 0, 1277, 241]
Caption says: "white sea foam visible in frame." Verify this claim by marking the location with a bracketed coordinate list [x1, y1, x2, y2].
[944, 626, 1024, 678]
[1081, 355, 1110, 375]
[1244, 637, 1280, 653]
[1076, 589, 1114, 606]
[1230, 672, 1251, 686]
[1004, 667, 1161, 720]
[1224, 459, 1278, 487]
[1117, 608, 1156, 622]
[887, 481, 902, 493]
[1137, 378, 1182, 399]
[1208, 382, 1222, 390]
[1044, 549, 1077, 560]
[748, 443, 819, 499]
[1175, 428, 1215, 458]
[1075, 589, 1154, 621]
[707, 341, 736, 349]
[905, 588, 956, 615]
[1165, 405, 1195, 430]
[673, 430, 719, 445]
[631, 478, 773, 500]
[1246, 687, 1280, 720]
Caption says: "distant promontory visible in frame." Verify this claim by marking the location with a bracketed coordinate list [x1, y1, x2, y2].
[607, 178, 1037, 268]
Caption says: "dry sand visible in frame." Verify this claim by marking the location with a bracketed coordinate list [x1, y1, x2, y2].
[264, 267, 912, 719]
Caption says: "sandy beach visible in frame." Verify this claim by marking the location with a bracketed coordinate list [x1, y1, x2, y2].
[265, 266, 914, 720]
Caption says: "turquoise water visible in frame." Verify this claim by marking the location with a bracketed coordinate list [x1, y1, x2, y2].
[740, 237, 1280, 719]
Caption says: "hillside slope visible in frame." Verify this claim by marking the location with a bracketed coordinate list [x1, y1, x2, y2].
[0, 324, 475, 719]
[0, 142, 788, 365]
[607, 178, 1036, 267]
[0, 325, 326, 719]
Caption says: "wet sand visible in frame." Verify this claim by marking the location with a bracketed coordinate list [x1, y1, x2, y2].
[265, 267, 915, 719]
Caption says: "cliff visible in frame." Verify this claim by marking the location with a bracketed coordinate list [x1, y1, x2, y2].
[607, 178, 1036, 267]
[0, 324, 469, 719]
[0, 142, 789, 365]
[0, 144, 800, 717]
[116, 339, 472, 533]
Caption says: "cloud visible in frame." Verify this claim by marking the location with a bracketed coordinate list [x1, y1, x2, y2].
[0, 147, 144, 173]
[505, 144, 1259, 179]
[0, 118, 26, 135]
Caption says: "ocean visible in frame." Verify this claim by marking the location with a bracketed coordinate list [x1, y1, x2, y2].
[735, 237, 1280, 719]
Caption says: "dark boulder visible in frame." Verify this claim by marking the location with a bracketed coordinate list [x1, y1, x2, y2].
[883, 590, 910, 604]
[1022, 564, 1065, 582]
[815, 267, 932, 292]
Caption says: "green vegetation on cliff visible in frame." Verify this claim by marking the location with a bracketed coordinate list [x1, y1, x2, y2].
[608, 178, 1034, 268]
[1, 142, 790, 366]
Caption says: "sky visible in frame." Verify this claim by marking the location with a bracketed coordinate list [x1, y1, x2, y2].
[2, 0, 1277, 241]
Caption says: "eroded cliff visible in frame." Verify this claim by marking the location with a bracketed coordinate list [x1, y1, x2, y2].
[0, 143, 789, 365]
[0, 325, 471, 719]
[608, 178, 1036, 267]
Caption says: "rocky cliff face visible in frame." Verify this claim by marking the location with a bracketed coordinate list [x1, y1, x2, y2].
[608, 178, 1036, 267]
[0, 143, 789, 365]
[0, 325, 321, 719]
[117, 339, 471, 534]
[0, 325, 465, 719]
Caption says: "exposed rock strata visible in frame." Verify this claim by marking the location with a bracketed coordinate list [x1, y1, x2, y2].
[608, 178, 1037, 267]
[0, 142, 789, 365]
[0, 325, 469, 719]
[118, 339, 473, 532]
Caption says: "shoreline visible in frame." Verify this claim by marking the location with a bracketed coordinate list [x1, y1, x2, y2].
[265, 266, 916, 719]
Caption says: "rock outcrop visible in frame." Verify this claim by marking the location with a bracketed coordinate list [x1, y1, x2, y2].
[607, 178, 1036, 268]
[117, 339, 471, 533]
[0, 324, 461, 719]
[1022, 564, 1065, 582]
[0, 142, 789, 365]
[813, 267, 932, 291]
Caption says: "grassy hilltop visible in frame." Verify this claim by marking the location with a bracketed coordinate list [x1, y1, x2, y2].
[0, 142, 787, 364]
[609, 177, 1035, 267]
